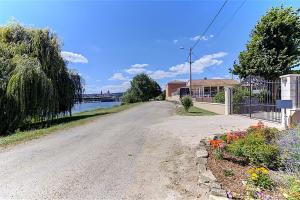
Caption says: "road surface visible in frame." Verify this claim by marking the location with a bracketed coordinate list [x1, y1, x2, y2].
[0, 102, 204, 199]
[0, 101, 276, 199]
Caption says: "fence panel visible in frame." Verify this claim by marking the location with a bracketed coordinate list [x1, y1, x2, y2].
[233, 76, 281, 123]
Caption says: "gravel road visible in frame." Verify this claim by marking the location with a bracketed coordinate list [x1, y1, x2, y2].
[0, 102, 202, 199]
[0, 101, 276, 200]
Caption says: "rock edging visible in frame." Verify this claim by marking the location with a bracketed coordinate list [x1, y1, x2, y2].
[196, 139, 228, 200]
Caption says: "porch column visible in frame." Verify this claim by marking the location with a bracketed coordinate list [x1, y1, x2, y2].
[280, 74, 300, 127]
[225, 86, 233, 115]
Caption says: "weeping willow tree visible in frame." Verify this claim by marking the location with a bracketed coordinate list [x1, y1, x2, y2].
[0, 22, 84, 134]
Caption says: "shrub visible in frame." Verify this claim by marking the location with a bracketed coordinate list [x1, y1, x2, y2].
[158, 90, 166, 101]
[122, 89, 140, 104]
[248, 126, 279, 143]
[181, 96, 193, 111]
[209, 139, 224, 149]
[276, 128, 300, 173]
[226, 131, 247, 143]
[282, 176, 300, 200]
[247, 166, 273, 190]
[213, 91, 225, 103]
[219, 134, 227, 142]
[227, 134, 281, 169]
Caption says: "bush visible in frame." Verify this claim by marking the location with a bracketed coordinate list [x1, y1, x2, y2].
[248, 126, 279, 143]
[282, 176, 300, 200]
[213, 91, 225, 103]
[181, 96, 193, 111]
[122, 89, 140, 104]
[276, 128, 300, 173]
[158, 90, 166, 101]
[247, 167, 273, 190]
[227, 134, 281, 169]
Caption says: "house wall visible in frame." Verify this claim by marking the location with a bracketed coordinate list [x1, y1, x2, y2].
[166, 83, 186, 98]
[193, 101, 225, 115]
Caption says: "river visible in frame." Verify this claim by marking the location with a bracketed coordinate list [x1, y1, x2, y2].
[72, 101, 121, 114]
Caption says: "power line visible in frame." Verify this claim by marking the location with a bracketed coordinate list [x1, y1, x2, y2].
[191, 0, 229, 50]
[214, 0, 247, 38]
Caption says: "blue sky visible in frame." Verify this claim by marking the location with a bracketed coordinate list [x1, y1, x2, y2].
[0, 0, 299, 93]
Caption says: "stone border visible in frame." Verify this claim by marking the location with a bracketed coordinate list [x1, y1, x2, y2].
[196, 138, 228, 200]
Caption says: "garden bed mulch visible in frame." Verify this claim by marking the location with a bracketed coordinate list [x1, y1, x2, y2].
[207, 149, 284, 199]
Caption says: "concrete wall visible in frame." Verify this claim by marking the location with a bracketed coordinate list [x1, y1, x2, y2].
[193, 101, 225, 115]
[166, 95, 180, 102]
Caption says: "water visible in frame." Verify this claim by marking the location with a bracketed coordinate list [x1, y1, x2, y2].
[72, 101, 121, 114]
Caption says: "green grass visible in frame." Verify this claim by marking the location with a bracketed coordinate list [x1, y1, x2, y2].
[0, 103, 140, 147]
[176, 106, 216, 116]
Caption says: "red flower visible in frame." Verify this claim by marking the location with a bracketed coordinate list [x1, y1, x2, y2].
[209, 139, 224, 149]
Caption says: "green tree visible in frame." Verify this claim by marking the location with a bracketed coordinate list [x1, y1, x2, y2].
[232, 6, 300, 80]
[0, 22, 84, 134]
[122, 73, 162, 103]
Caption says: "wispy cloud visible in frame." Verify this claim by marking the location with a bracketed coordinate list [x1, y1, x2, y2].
[125, 63, 149, 74]
[173, 39, 178, 44]
[148, 51, 227, 80]
[99, 81, 131, 93]
[103, 52, 227, 92]
[109, 73, 129, 81]
[190, 34, 214, 42]
[61, 51, 88, 63]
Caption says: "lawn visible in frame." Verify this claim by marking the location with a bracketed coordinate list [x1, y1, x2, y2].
[176, 106, 216, 116]
[0, 103, 140, 147]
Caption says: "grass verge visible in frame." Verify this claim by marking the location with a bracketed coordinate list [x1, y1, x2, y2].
[0, 103, 140, 148]
[176, 106, 216, 116]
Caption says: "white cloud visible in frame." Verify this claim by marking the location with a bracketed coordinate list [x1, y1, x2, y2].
[173, 39, 178, 44]
[125, 63, 149, 74]
[170, 52, 227, 74]
[99, 81, 131, 93]
[147, 51, 227, 80]
[190, 34, 214, 42]
[148, 70, 175, 80]
[109, 73, 129, 81]
[107, 52, 227, 82]
[131, 64, 149, 68]
[61, 51, 88, 63]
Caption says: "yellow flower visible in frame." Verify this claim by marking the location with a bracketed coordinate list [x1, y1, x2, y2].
[251, 173, 258, 180]
[261, 168, 269, 174]
[247, 168, 255, 174]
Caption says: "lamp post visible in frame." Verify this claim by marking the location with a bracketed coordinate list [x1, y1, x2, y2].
[180, 47, 192, 96]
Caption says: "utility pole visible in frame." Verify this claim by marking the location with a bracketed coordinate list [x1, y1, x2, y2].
[189, 47, 192, 97]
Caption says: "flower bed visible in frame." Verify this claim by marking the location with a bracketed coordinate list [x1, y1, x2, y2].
[207, 122, 300, 199]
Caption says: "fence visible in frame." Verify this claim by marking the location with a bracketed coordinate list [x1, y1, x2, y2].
[232, 76, 282, 123]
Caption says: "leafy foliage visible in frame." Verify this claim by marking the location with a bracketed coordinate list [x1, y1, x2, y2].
[213, 91, 225, 103]
[247, 167, 273, 190]
[227, 133, 281, 169]
[0, 22, 83, 134]
[158, 90, 166, 101]
[180, 96, 193, 111]
[232, 6, 300, 80]
[122, 73, 162, 104]
[282, 176, 300, 200]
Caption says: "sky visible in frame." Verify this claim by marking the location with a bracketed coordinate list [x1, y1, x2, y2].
[0, 0, 299, 93]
